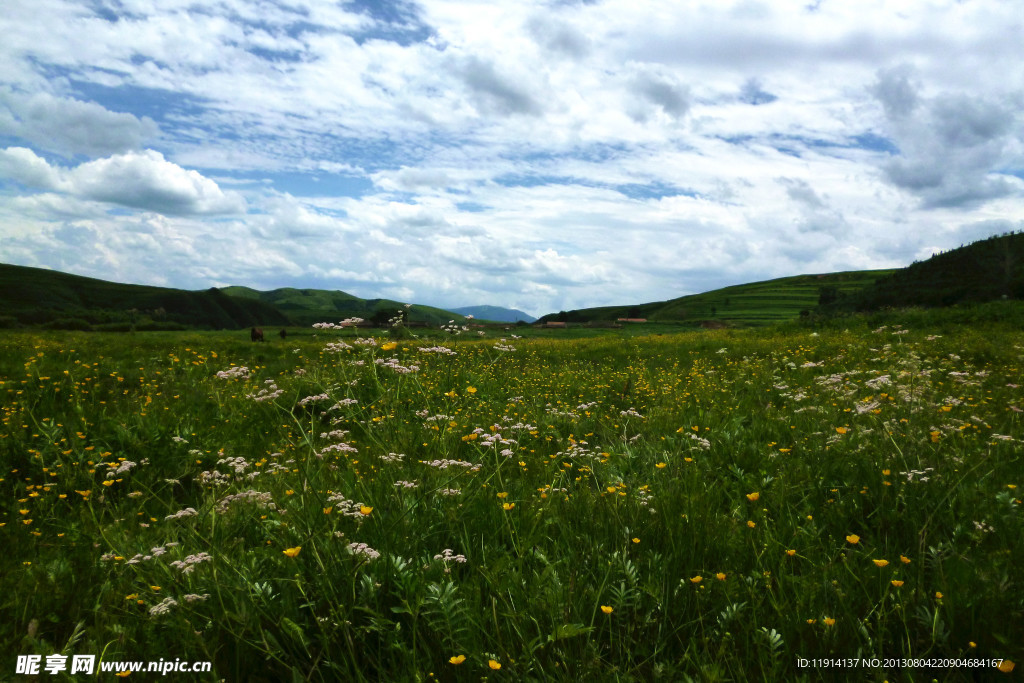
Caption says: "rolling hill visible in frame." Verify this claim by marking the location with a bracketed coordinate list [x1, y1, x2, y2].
[0, 263, 289, 331]
[220, 286, 466, 327]
[829, 231, 1024, 311]
[537, 270, 895, 326]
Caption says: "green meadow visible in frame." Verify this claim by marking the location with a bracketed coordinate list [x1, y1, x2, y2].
[1, 317, 1021, 681]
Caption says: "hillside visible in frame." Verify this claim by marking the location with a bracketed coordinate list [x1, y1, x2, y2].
[538, 270, 894, 326]
[0, 264, 289, 331]
[450, 305, 536, 323]
[830, 232, 1024, 311]
[220, 286, 466, 327]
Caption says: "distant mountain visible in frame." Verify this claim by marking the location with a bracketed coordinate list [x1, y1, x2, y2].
[449, 305, 536, 323]
[537, 270, 895, 327]
[221, 286, 466, 327]
[0, 263, 289, 330]
[828, 232, 1024, 312]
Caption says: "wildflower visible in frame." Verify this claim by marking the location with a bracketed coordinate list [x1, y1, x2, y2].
[283, 546, 302, 558]
[488, 660, 501, 670]
[935, 591, 943, 599]
[716, 572, 726, 581]
[655, 462, 667, 469]
[823, 618, 836, 626]
[690, 576, 702, 584]
[845, 534, 860, 544]
[381, 342, 398, 351]
[900, 555, 911, 564]
[891, 580, 904, 587]
[449, 655, 466, 665]
[600, 605, 613, 614]
[997, 660, 1015, 673]
[632, 537, 640, 544]
[786, 549, 796, 556]
[872, 559, 889, 567]
[466, 386, 477, 394]
[747, 520, 756, 528]
[746, 492, 760, 502]
[806, 619, 817, 624]
[835, 427, 848, 435]
[502, 503, 515, 511]
[496, 491, 508, 499]
[359, 506, 373, 515]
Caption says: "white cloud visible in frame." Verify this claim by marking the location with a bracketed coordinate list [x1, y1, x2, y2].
[0, 147, 246, 215]
[0, 89, 157, 157]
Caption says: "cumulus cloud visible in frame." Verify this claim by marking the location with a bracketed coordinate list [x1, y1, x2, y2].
[0, 89, 158, 157]
[875, 86, 1021, 209]
[457, 56, 543, 116]
[0, 147, 246, 215]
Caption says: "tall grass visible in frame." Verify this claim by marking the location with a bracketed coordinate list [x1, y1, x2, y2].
[1, 321, 1021, 680]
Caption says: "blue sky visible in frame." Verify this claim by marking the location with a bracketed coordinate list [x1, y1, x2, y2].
[1, 0, 1022, 317]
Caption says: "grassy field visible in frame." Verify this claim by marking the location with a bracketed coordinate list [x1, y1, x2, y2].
[1, 317, 1021, 681]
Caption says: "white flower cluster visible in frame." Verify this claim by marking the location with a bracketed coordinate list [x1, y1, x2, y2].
[215, 366, 250, 379]
[298, 393, 330, 406]
[347, 542, 380, 560]
[248, 379, 284, 402]
[326, 492, 371, 517]
[165, 507, 198, 521]
[418, 346, 457, 355]
[170, 552, 213, 574]
[373, 357, 420, 374]
[216, 489, 277, 513]
[313, 318, 364, 329]
[421, 459, 480, 471]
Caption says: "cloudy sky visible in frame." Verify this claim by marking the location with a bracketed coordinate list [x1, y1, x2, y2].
[2, 0, 1023, 317]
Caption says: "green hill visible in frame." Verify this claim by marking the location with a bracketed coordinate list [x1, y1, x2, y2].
[538, 270, 895, 326]
[831, 232, 1024, 311]
[219, 286, 466, 327]
[0, 263, 289, 331]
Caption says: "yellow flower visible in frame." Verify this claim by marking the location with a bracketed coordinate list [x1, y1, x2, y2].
[997, 660, 1015, 673]
[115, 671, 131, 677]
[746, 492, 760, 502]
[632, 537, 640, 544]
[606, 486, 617, 493]
[836, 427, 848, 434]
[935, 591, 943, 599]
[488, 660, 501, 670]
[747, 520, 756, 528]
[655, 462, 667, 469]
[715, 572, 726, 581]
[323, 507, 333, 514]
[600, 605, 613, 614]
[150, 586, 160, 592]
[359, 506, 373, 515]
[806, 619, 817, 624]
[872, 559, 889, 567]
[466, 386, 477, 394]
[381, 342, 398, 351]
[845, 534, 860, 544]
[900, 555, 911, 564]
[882, 469, 891, 475]
[283, 546, 302, 558]
[823, 618, 836, 626]
[786, 549, 796, 556]
[502, 502, 515, 511]
[449, 655, 466, 665]
[496, 491, 508, 499]
[690, 576, 702, 584]
[891, 580, 904, 587]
